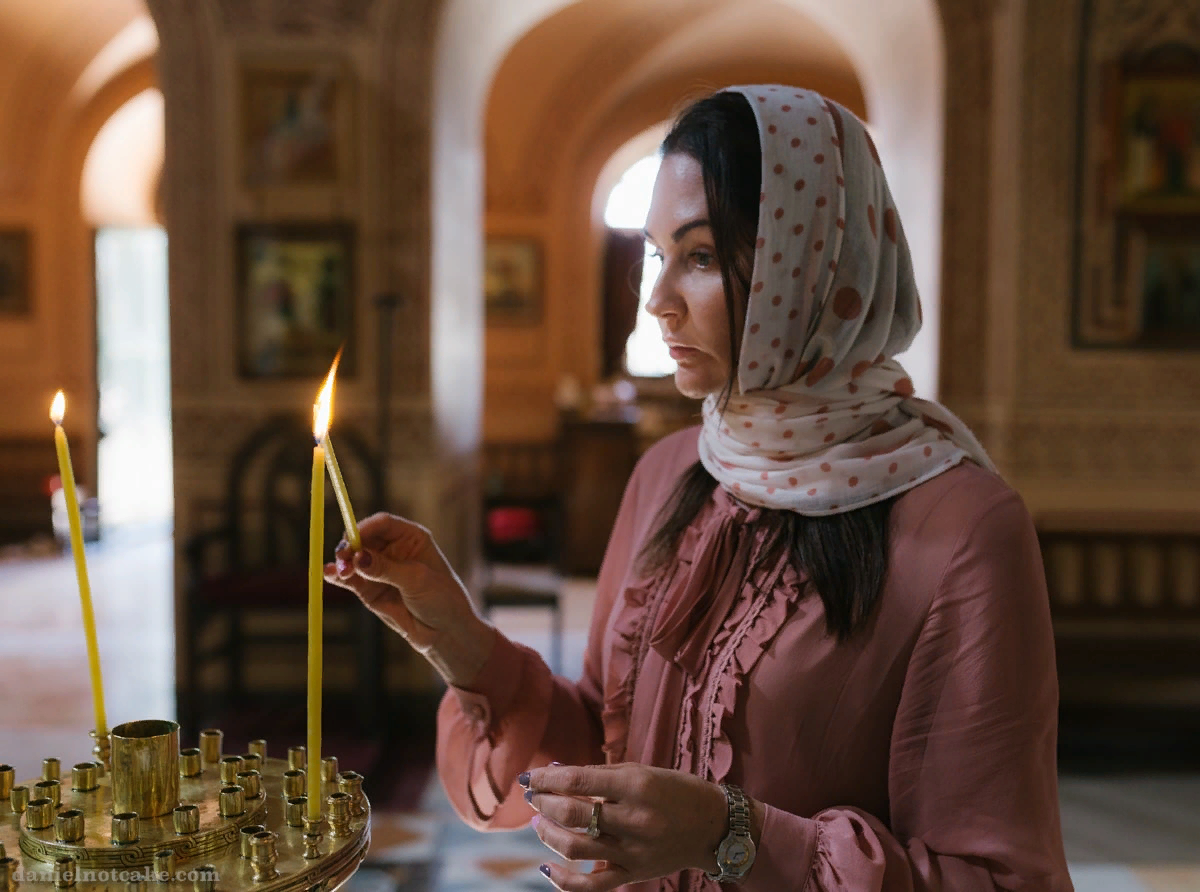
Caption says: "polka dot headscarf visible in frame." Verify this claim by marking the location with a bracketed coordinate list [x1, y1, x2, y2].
[696, 86, 995, 515]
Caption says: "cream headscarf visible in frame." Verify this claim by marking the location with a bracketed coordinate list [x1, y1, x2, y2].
[695, 86, 994, 514]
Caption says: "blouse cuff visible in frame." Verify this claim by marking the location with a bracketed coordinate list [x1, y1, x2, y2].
[738, 802, 820, 891]
[449, 631, 528, 736]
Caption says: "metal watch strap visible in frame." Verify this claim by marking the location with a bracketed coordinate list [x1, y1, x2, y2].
[705, 783, 755, 883]
[724, 784, 751, 837]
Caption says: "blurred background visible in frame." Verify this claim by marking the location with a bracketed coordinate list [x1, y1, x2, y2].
[0, 1, 1197, 890]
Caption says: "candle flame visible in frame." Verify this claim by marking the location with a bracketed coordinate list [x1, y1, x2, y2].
[313, 349, 342, 440]
[50, 390, 66, 425]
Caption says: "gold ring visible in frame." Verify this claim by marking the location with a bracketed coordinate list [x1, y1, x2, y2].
[586, 799, 602, 839]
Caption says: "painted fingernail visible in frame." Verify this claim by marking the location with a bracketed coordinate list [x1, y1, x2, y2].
[336, 558, 350, 575]
[355, 550, 373, 569]
[523, 788, 533, 804]
[517, 771, 530, 787]
[539, 864, 551, 878]
[531, 815, 541, 831]
[550, 761, 562, 766]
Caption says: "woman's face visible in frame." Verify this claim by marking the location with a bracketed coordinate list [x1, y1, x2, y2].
[644, 152, 739, 399]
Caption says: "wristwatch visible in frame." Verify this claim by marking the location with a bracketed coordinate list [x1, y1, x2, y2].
[705, 783, 756, 883]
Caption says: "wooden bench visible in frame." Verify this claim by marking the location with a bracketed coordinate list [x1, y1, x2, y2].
[1036, 510, 1200, 766]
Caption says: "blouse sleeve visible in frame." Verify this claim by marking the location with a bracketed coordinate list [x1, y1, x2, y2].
[741, 488, 1073, 891]
[435, 458, 648, 831]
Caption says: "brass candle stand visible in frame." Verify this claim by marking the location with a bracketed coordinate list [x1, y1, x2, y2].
[0, 721, 370, 891]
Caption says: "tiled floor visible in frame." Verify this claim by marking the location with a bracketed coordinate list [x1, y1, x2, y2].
[2, 532, 1198, 891]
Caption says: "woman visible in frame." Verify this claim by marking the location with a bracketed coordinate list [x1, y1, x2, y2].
[327, 87, 1073, 891]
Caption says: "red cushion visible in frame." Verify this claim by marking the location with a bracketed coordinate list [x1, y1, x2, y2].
[486, 506, 542, 544]
[196, 568, 357, 608]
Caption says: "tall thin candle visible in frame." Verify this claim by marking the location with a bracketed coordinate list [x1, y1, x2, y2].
[49, 391, 107, 736]
[308, 371, 335, 822]
[318, 350, 361, 551]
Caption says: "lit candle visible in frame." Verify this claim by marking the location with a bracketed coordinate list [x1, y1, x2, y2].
[318, 350, 361, 551]
[49, 391, 108, 737]
[308, 374, 333, 822]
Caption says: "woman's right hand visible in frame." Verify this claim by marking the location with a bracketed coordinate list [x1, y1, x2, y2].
[323, 512, 496, 688]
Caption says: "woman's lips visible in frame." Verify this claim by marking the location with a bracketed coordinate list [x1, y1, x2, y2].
[667, 345, 701, 360]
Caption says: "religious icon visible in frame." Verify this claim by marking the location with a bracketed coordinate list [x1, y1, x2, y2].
[485, 237, 541, 325]
[1120, 75, 1200, 212]
[240, 59, 353, 189]
[236, 223, 355, 378]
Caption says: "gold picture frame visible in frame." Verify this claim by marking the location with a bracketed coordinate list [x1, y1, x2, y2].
[485, 237, 542, 325]
[239, 57, 354, 190]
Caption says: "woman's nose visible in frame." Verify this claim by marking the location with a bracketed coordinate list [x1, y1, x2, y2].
[645, 268, 682, 321]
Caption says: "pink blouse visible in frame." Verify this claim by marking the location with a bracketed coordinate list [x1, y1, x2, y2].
[436, 427, 1073, 891]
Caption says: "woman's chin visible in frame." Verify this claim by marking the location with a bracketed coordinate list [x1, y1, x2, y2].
[673, 368, 719, 400]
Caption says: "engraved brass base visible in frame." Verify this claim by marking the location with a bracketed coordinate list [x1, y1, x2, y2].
[1, 723, 370, 891]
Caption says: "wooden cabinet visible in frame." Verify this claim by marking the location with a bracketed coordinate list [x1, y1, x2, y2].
[559, 416, 639, 575]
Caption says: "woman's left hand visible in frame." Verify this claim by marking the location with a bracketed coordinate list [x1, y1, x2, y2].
[519, 762, 732, 891]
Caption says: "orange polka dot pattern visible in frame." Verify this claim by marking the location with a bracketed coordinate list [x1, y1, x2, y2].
[696, 86, 995, 515]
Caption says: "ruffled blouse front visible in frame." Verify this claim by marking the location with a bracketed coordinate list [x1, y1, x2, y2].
[602, 486, 807, 789]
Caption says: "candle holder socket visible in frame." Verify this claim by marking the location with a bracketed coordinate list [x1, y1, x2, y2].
[172, 804, 200, 835]
[239, 824, 266, 859]
[287, 746, 307, 771]
[71, 761, 98, 792]
[248, 739, 267, 759]
[113, 720, 180, 819]
[0, 765, 12, 801]
[192, 865, 217, 892]
[0, 857, 15, 892]
[249, 831, 279, 882]
[218, 785, 245, 818]
[302, 816, 323, 860]
[282, 769, 305, 798]
[152, 849, 175, 883]
[320, 757, 338, 784]
[42, 758, 61, 781]
[111, 811, 140, 844]
[219, 756, 244, 785]
[241, 752, 263, 773]
[179, 748, 202, 777]
[326, 792, 352, 838]
[25, 797, 55, 831]
[34, 779, 61, 808]
[198, 729, 223, 764]
[9, 785, 28, 814]
[55, 809, 85, 843]
[236, 770, 262, 799]
[284, 796, 307, 827]
[337, 771, 366, 816]
[53, 855, 76, 889]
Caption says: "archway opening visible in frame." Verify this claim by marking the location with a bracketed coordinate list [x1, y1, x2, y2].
[81, 87, 171, 535]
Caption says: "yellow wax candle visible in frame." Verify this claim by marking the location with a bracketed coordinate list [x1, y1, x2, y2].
[317, 348, 361, 551]
[49, 391, 107, 736]
[307, 436, 325, 822]
[322, 434, 361, 551]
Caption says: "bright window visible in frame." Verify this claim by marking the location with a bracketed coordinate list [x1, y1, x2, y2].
[603, 155, 675, 378]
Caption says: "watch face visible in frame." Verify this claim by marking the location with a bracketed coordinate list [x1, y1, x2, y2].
[717, 835, 756, 875]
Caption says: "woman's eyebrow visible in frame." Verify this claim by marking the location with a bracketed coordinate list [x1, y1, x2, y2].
[642, 218, 712, 244]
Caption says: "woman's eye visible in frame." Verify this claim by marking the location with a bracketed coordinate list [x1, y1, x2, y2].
[691, 251, 714, 269]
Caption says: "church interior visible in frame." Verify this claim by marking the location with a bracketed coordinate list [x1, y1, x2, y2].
[1, 0, 1199, 890]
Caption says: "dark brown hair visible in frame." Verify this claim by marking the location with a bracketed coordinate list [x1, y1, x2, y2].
[640, 91, 893, 641]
